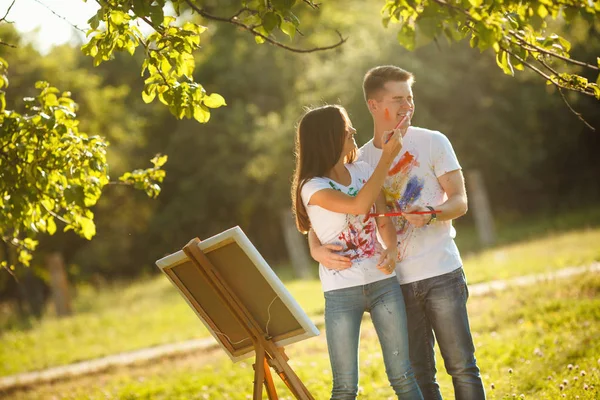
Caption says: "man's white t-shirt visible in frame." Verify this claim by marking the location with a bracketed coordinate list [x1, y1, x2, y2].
[358, 126, 463, 285]
[301, 162, 395, 292]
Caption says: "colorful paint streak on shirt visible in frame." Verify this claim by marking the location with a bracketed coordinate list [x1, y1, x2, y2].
[384, 151, 424, 261]
[329, 178, 378, 262]
[337, 213, 379, 261]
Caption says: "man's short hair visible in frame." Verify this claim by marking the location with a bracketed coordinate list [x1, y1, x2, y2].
[363, 65, 414, 102]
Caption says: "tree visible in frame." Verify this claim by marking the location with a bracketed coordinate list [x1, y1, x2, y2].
[381, 0, 600, 128]
[1, 0, 598, 273]
[0, 24, 166, 271]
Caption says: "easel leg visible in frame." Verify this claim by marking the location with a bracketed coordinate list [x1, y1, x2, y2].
[253, 345, 266, 400]
[263, 357, 278, 400]
[268, 348, 314, 400]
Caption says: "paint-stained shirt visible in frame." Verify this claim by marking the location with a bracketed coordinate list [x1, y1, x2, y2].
[358, 126, 463, 284]
[301, 161, 394, 292]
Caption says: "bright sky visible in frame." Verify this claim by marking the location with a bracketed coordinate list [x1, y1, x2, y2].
[7, 0, 100, 54]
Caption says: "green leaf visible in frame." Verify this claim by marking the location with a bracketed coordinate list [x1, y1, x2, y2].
[496, 51, 514, 76]
[468, 0, 482, 7]
[193, 105, 210, 123]
[537, 4, 548, 19]
[142, 87, 156, 103]
[132, 0, 150, 17]
[87, 14, 100, 30]
[397, 24, 416, 51]
[271, 0, 295, 11]
[47, 216, 57, 235]
[151, 154, 168, 167]
[110, 10, 125, 25]
[416, 17, 439, 47]
[469, 34, 479, 48]
[280, 20, 296, 40]
[262, 12, 280, 33]
[79, 216, 96, 240]
[203, 93, 227, 108]
[150, 5, 164, 26]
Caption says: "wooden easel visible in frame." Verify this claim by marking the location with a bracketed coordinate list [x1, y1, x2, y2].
[183, 238, 314, 400]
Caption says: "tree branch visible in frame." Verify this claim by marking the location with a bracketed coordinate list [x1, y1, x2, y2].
[509, 31, 599, 71]
[503, 46, 596, 131]
[558, 88, 595, 131]
[184, 0, 347, 53]
[0, 0, 16, 23]
[32, 0, 87, 34]
[536, 55, 596, 131]
[302, 0, 320, 9]
[0, 40, 17, 48]
[502, 46, 591, 96]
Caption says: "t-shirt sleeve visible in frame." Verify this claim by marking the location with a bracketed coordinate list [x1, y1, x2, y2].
[300, 178, 332, 206]
[431, 132, 461, 177]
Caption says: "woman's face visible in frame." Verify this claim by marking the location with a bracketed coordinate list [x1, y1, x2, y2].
[341, 111, 358, 157]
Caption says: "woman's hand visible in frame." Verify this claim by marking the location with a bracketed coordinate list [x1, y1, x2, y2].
[377, 247, 397, 275]
[381, 129, 403, 161]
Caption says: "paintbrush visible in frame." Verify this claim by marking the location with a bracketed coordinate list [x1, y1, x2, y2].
[367, 210, 441, 218]
[384, 109, 412, 144]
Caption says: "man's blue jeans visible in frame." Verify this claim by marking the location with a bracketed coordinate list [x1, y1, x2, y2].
[400, 267, 486, 400]
[324, 277, 423, 400]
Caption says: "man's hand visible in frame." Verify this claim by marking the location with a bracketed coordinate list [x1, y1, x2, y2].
[403, 205, 432, 228]
[311, 243, 352, 271]
[377, 247, 397, 275]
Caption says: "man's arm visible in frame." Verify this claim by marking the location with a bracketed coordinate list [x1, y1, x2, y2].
[404, 169, 467, 227]
[307, 229, 352, 270]
[374, 192, 397, 275]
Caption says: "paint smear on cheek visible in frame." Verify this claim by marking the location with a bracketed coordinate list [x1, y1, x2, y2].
[384, 108, 391, 120]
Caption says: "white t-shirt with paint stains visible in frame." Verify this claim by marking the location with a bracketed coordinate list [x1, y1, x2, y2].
[358, 126, 463, 285]
[301, 161, 395, 292]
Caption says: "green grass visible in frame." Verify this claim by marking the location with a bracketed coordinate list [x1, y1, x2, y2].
[1, 223, 599, 377]
[461, 227, 600, 284]
[454, 204, 600, 254]
[5, 273, 599, 400]
[0, 276, 325, 376]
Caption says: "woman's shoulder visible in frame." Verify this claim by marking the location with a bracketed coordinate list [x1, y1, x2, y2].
[302, 176, 329, 190]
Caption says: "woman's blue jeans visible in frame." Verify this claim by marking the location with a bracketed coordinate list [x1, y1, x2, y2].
[324, 277, 423, 400]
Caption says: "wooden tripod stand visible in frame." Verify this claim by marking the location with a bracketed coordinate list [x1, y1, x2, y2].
[182, 238, 314, 400]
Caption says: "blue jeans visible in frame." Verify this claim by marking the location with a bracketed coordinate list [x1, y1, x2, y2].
[324, 277, 423, 400]
[400, 267, 486, 400]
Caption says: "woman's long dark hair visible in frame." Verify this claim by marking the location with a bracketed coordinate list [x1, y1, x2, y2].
[291, 105, 357, 234]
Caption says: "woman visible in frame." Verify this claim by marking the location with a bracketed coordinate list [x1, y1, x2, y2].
[291, 105, 422, 400]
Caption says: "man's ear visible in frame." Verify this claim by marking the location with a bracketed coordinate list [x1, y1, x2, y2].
[367, 98, 377, 113]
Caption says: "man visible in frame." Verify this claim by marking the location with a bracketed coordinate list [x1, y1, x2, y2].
[308, 65, 486, 400]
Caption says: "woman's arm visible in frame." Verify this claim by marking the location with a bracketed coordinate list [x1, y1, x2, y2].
[309, 130, 402, 215]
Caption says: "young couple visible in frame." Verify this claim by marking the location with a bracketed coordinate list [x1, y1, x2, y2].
[291, 65, 486, 400]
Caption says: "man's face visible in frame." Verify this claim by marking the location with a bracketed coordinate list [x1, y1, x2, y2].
[370, 80, 415, 130]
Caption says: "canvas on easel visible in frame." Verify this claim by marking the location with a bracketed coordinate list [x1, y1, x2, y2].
[156, 226, 319, 399]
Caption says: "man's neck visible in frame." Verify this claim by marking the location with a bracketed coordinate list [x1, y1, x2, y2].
[372, 121, 411, 149]
[372, 120, 387, 149]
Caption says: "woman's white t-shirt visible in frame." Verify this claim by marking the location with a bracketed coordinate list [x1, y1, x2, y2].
[301, 161, 395, 292]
